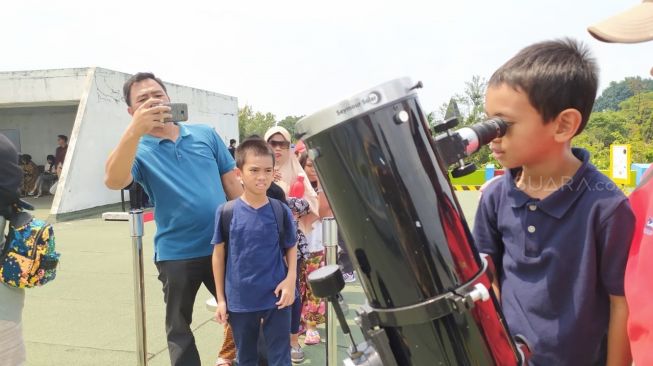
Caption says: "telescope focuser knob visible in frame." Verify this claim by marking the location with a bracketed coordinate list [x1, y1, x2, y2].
[308, 264, 345, 299]
[469, 283, 491, 302]
[432, 117, 459, 134]
[451, 162, 476, 178]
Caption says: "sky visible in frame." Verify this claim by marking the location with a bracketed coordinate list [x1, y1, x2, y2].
[2, 0, 651, 120]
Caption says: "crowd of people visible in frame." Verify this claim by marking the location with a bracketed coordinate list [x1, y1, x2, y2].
[104, 72, 355, 366]
[101, 3, 652, 364]
[16, 134, 67, 198]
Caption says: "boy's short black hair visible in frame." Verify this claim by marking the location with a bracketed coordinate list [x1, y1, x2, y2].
[235, 137, 275, 169]
[123, 72, 168, 107]
[488, 38, 598, 135]
[57, 134, 68, 143]
[229, 139, 237, 145]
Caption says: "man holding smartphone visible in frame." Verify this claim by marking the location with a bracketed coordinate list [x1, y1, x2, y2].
[105, 72, 243, 366]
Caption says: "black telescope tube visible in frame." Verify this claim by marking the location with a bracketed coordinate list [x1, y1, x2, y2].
[302, 97, 506, 365]
[297, 78, 524, 365]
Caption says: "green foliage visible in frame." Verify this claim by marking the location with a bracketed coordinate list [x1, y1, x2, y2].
[575, 91, 653, 168]
[238, 106, 306, 142]
[432, 75, 495, 169]
[433, 76, 487, 126]
[277, 115, 304, 139]
[237, 75, 653, 174]
[593, 76, 653, 112]
[619, 91, 653, 140]
[238, 105, 276, 140]
[434, 75, 653, 171]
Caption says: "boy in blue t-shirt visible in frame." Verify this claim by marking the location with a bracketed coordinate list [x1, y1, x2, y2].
[473, 39, 635, 365]
[211, 138, 297, 366]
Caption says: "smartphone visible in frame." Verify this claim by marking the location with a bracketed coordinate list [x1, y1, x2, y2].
[163, 103, 189, 123]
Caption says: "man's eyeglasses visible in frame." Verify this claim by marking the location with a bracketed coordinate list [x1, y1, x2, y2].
[268, 140, 290, 149]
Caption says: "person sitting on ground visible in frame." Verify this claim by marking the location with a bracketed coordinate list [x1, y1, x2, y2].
[48, 162, 63, 196]
[19, 154, 38, 197]
[29, 154, 57, 198]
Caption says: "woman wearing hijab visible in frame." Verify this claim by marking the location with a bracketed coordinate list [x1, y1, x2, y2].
[264, 126, 319, 234]
[264, 126, 321, 359]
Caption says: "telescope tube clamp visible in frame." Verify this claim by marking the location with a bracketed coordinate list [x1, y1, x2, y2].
[360, 260, 490, 328]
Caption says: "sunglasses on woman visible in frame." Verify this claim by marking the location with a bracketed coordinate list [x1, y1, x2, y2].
[268, 140, 290, 149]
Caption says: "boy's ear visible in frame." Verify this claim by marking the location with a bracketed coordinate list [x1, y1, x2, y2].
[553, 109, 582, 142]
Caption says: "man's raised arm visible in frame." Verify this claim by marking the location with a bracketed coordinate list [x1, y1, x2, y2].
[105, 98, 170, 189]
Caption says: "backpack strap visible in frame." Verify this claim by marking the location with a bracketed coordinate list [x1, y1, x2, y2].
[220, 198, 288, 258]
[220, 200, 236, 251]
[269, 198, 287, 251]
[0, 211, 32, 260]
[0, 189, 18, 220]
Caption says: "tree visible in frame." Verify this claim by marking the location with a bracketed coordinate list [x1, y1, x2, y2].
[277, 115, 304, 139]
[619, 91, 653, 140]
[431, 76, 488, 126]
[430, 75, 653, 171]
[238, 105, 276, 140]
[576, 91, 653, 168]
[432, 76, 494, 169]
[593, 76, 653, 112]
[458, 75, 487, 126]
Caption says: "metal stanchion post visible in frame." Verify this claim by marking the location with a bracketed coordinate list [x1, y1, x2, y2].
[129, 208, 147, 366]
[103, 185, 148, 366]
[322, 217, 339, 366]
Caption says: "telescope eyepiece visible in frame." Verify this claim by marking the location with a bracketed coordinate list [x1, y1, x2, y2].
[469, 117, 507, 147]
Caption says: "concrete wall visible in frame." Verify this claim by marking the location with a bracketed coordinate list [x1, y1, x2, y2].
[0, 67, 238, 217]
[51, 67, 239, 216]
[0, 106, 76, 165]
[165, 79, 239, 144]
[0, 68, 89, 106]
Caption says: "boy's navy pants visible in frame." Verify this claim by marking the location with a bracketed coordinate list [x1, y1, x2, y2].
[230, 307, 291, 366]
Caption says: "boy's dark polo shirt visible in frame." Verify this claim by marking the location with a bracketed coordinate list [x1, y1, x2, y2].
[473, 148, 635, 366]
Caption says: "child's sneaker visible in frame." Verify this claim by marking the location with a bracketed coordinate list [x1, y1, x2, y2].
[342, 271, 356, 283]
[304, 329, 321, 345]
[291, 345, 305, 363]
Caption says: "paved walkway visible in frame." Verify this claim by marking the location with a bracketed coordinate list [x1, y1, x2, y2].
[17, 191, 481, 365]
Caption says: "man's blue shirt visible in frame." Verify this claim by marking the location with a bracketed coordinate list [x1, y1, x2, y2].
[132, 123, 235, 261]
[473, 148, 634, 365]
[212, 198, 296, 312]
